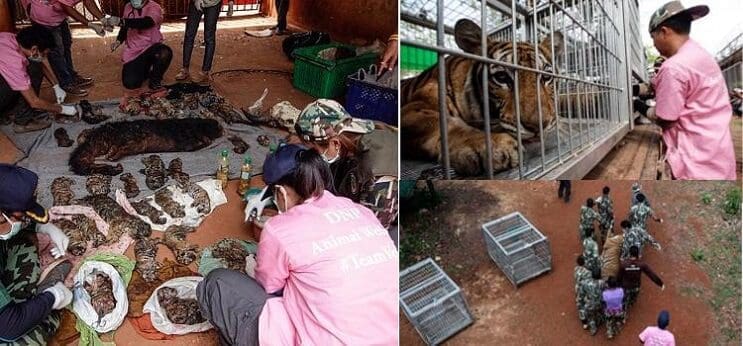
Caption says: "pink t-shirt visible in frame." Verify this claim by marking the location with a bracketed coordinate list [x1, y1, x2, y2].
[0, 33, 31, 91]
[652, 39, 736, 180]
[21, 0, 71, 27]
[639, 326, 675, 346]
[121, 1, 164, 64]
[255, 191, 398, 345]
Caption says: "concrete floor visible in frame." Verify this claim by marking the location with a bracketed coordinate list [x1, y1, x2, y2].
[1, 16, 318, 345]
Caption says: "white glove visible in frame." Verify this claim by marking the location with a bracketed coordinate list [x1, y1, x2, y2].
[101, 16, 120, 31]
[243, 186, 273, 223]
[37, 223, 69, 259]
[654, 243, 662, 251]
[87, 22, 106, 37]
[194, 0, 203, 11]
[111, 40, 122, 52]
[60, 105, 78, 116]
[244, 254, 257, 278]
[44, 282, 73, 310]
[52, 84, 66, 104]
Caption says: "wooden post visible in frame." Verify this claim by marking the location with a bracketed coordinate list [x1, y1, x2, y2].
[0, 0, 15, 32]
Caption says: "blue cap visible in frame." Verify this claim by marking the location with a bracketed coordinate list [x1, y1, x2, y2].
[262, 144, 307, 185]
[0, 164, 48, 223]
[657, 310, 670, 329]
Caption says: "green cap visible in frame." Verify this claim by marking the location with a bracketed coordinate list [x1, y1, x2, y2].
[295, 99, 375, 142]
[221, 149, 229, 157]
[244, 155, 252, 164]
[648, 1, 709, 33]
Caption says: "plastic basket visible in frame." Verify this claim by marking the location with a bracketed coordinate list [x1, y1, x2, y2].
[292, 43, 378, 98]
[345, 65, 398, 125]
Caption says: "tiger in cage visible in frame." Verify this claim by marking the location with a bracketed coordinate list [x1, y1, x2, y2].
[401, 19, 564, 177]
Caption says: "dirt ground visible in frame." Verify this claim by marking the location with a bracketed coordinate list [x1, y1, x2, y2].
[587, 118, 743, 179]
[400, 180, 741, 345]
[0, 15, 328, 345]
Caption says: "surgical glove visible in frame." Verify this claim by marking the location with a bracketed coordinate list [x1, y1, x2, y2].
[245, 254, 257, 278]
[37, 223, 69, 259]
[194, 0, 204, 11]
[244, 186, 273, 222]
[60, 105, 78, 116]
[102, 16, 121, 31]
[52, 84, 67, 104]
[88, 22, 106, 37]
[111, 40, 122, 52]
[44, 282, 73, 310]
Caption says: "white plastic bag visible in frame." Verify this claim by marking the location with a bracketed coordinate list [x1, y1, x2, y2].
[143, 276, 213, 335]
[72, 261, 128, 333]
[132, 179, 228, 231]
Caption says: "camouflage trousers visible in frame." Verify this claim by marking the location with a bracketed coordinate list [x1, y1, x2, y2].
[604, 311, 625, 338]
[575, 294, 586, 322]
[0, 230, 60, 345]
[623, 287, 640, 310]
[598, 217, 613, 248]
[584, 304, 603, 335]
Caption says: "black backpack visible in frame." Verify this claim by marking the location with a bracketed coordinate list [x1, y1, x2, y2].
[283, 32, 331, 60]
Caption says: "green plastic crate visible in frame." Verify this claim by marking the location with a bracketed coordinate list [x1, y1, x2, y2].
[292, 43, 378, 98]
[401, 44, 438, 72]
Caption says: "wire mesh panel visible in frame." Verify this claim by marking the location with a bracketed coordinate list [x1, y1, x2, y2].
[481, 211, 551, 286]
[400, 258, 473, 345]
[721, 62, 742, 91]
[400, 0, 638, 180]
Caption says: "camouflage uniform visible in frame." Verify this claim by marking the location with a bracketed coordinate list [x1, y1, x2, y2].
[296, 100, 399, 227]
[0, 229, 60, 345]
[621, 226, 660, 260]
[582, 238, 601, 274]
[578, 206, 599, 241]
[629, 203, 655, 231]
[574, 265, 591, 322]
[578, 277, 604, 335]
[595, 194, 614, 248]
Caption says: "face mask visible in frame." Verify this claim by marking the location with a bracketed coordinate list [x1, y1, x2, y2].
[0, 213, 23, 241]
[131, 0, 144, 9]
[28, 53, 43, 63]
[321, 147, 339, 164]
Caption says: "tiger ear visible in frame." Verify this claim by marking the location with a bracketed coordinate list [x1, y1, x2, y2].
[454, 19, 483, 54]
[540, 31, 564, 57]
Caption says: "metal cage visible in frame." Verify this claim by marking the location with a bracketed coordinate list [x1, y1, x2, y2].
[401, 0, 647, 180]
[481, 211, 551, 286]
[716, 32, 743, 91]
[400, 258, 474, 345]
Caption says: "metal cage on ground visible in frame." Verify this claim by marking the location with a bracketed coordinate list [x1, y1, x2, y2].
[481, 211, 551, 286]
[400, 258, 474, 345]
[400, 0, 647, 180]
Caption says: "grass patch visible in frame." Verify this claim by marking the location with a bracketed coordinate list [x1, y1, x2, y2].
[722, 187, 741, 216]
[690, 248, 705, 262]
[701, 192, 712, 205]
[400, 185, 445, 268]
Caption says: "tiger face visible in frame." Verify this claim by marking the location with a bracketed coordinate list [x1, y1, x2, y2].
[455, 19, 563, 139]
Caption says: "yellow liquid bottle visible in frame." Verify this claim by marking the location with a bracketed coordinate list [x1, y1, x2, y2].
[216, 149, 230, 189]
[238, 155, 252, 197]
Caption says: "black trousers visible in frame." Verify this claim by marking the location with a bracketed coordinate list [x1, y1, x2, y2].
[558, 180, 571, 201]
[275, 0, 289, 31]
[121, 43, 173, 90]
[183, 1, 220, 72]
[0, 61, 44, 125]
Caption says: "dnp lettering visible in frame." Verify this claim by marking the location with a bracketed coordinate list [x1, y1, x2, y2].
[323, 208, 362, 224]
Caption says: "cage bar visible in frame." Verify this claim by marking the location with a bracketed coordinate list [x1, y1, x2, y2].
[481, 211, 552, 286]
[400, 258, 474, 345]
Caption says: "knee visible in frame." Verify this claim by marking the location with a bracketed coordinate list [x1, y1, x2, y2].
[122, 75, 142, 90]
[156, 45, 173, 62]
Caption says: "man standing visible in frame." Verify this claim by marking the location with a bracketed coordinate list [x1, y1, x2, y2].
[579, 198, 599, 242]
[578, 267, 604, 336]
[639, 310, 675, 345]
[574, 255, 591, 328]
[0, 164, 73, 344]
[629, 194, 662, 231]
[647, 1, 736, 179]
[273, 0, 290, 35]
[558, 180, 571, 203]
[0, 25, 78, 133]
[619, 246, 665, 310]
[582, 228, 601, 274]
[595, 186, 614, 249]
[621, 223, 661, 260]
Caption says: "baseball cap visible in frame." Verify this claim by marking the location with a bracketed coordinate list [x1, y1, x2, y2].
[262, 143, 308, 185]
[295, 99, 375, 142]
[649, 1, 709, 33]
[0, 164, 48, 223]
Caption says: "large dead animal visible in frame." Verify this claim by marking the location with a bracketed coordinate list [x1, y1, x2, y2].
[83, 270, 117, 319]
[162, 225, 199, 266]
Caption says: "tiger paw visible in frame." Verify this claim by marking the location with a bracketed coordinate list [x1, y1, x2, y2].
[447, 132, 519, 176]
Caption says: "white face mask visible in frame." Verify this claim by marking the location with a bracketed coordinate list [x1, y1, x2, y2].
[0, 213, 24, 241]
[131, 0, 144, 9]
[28, 53, 43, 63]
[321, 147, 339, 164]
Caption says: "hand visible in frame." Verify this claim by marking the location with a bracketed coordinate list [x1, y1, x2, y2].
[661, 284, 666, 291]
[378, 36, 398, 75]
[52, 84, 67, 104]
[194, 0, 203, 11]
[657, 217, 663, 223]
[101, 16, 120, 31]
[243, 186, 273, 222]
[44, 282, 73, 309]
[654, 243, 662, 251]
[87, 22, 106, 37]
[111, 40, 122, 52]
[60, 105, 78, 116]
[244, 253, 257, 278]
[37, 223, 69, 259]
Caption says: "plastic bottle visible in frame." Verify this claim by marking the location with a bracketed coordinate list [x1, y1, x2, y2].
[238, 155, 252, 197]
[216, 149, 229, 189]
